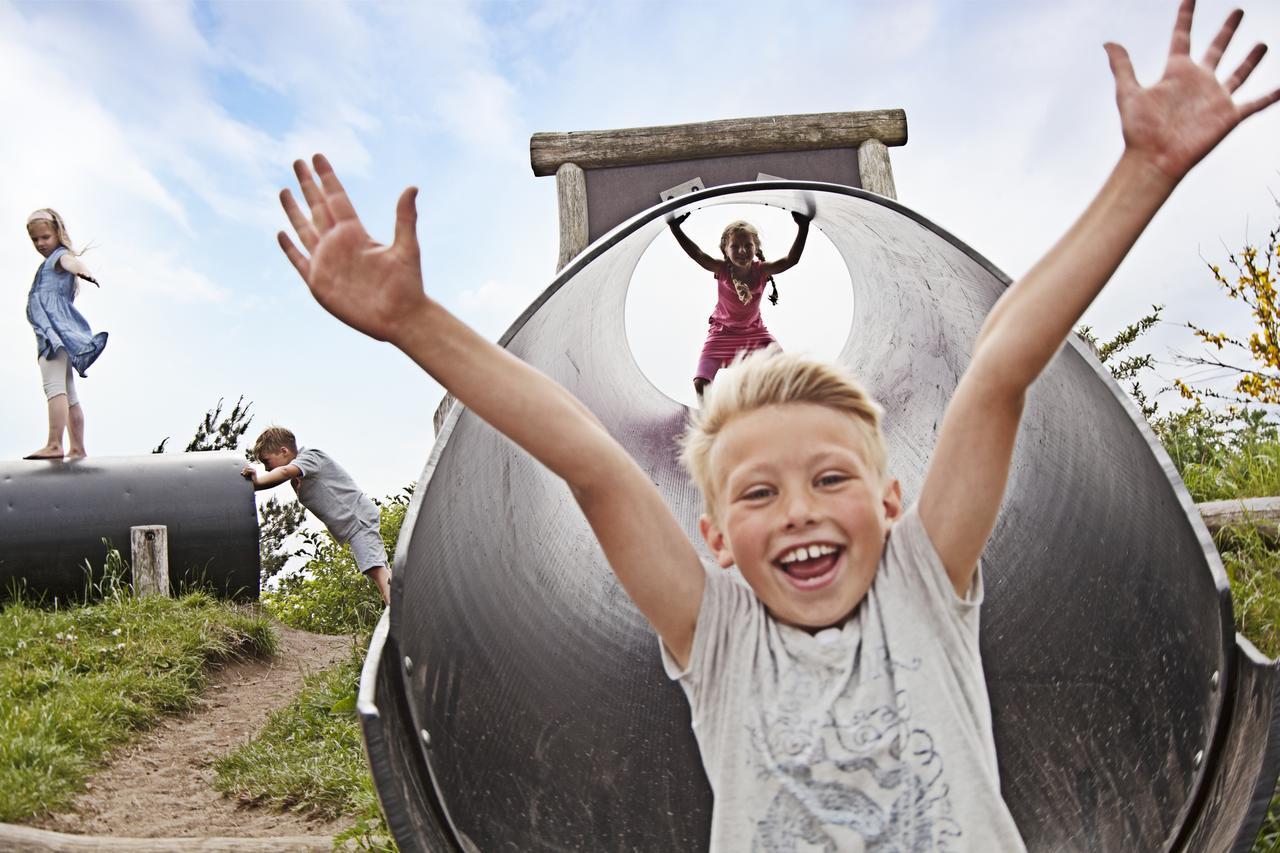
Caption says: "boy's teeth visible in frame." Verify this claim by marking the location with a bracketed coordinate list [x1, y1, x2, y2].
[780, 544, 837, 564]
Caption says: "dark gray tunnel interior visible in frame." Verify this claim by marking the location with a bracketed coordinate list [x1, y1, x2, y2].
[362, 182, 1262, 852]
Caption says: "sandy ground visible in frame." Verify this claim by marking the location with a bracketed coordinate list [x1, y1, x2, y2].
[31, 623, 357, 839]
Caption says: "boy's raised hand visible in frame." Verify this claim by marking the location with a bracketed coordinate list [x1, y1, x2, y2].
[278, 155, 426, 345]
[1107, 0, 1279, 182]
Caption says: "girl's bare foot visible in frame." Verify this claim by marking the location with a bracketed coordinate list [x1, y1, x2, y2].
[65, 450, 87, 461]
[24, 445, 64, 460]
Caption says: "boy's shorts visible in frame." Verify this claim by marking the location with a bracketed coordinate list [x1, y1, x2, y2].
[348, 526, 389, 574]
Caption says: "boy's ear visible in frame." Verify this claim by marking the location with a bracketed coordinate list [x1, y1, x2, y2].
[881, 478, 903, 522]
[699, 514, 736, 569]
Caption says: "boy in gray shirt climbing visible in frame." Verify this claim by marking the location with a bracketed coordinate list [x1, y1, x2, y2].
[268, 1, 1276, 847]
[242, 426, 390, 604]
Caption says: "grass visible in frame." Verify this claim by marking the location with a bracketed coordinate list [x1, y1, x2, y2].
[0, 591, 274, 821]
[213, 643, 394, 851]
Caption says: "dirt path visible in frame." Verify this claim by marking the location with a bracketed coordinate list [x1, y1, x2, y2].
[32, 623, 357, 839]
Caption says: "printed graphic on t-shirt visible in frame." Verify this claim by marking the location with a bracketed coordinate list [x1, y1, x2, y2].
[747, 651, 961, 850]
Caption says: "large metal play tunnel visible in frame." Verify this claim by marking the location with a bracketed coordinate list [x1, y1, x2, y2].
[0, 452, 260, 601]
[358, 182, 1280, 852]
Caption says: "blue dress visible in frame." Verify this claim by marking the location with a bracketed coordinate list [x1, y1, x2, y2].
[26, 246, 107, 377]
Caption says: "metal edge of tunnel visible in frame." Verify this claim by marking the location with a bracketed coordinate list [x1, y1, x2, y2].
[358, 608, 464, 851]
[1172, 634, 1280, 852]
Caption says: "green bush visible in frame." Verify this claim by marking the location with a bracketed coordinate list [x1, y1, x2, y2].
[1155, 405, 1280, 502]
[263, 489, 411, 636]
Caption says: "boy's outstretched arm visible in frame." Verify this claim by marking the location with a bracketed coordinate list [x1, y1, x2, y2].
[919, 0, 1280, 596]
[761, 212, 811, 277]
[241, 464, 300, 490]
[277, 156, 707, 665]
[668, 214, 722, 273]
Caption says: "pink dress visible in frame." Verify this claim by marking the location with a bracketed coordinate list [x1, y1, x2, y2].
[695, 260, 777, 382]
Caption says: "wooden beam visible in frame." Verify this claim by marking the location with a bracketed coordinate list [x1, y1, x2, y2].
[555, 162, 589, 271]
[856, 139, 898, 200]
[0, 822, 335, 851]
[530, 109, 908, 177]
[1198, 496, 1280, 539]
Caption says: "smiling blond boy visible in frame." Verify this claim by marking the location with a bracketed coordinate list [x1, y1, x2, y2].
[270, 2, 1277, 848]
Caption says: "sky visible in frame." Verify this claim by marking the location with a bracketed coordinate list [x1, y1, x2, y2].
[3, 0, 1279, 504]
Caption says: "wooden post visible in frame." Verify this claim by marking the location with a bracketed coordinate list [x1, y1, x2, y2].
[556, 162, 589, 271]
[433, 392, 456, 437]
[857, 138, 898, 199]
[130, 525, 169, 596]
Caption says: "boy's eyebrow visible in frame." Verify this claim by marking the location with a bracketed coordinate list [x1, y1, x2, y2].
[725, 447, 862, 487]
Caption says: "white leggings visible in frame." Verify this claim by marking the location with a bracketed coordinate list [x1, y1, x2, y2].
[39, 351, 79, 407]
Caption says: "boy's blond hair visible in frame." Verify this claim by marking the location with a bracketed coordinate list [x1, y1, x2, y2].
[253, 426, 298, 459]
[679, 348, 886, 518]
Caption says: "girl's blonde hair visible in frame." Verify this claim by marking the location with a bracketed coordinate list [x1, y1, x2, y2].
[719, 219, 781, 304]
[719, 220, 763, 260]
[679, 348, 886, 519]
[26, 208, 76, 254]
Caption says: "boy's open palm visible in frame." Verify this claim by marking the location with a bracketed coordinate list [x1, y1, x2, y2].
[278, 155, 426, 345]
[1107, 0, 1280, 181]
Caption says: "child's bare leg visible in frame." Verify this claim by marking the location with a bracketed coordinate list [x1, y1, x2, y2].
[26, 394, 68, 459]
[366, 566, 391, 605]
[46, 393, 69, 449]
[66, 403, 86, 459]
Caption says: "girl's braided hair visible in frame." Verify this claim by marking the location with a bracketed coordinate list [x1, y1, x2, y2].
[719, 220, 780, 305]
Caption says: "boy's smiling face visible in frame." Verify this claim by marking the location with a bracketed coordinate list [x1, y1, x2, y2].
[699, 402, 901, 630]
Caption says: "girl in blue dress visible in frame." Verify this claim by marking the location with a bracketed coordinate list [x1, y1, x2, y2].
[24, 209, 107, 460]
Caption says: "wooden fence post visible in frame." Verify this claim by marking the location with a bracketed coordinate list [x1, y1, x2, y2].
[856, 138, 898, 199]
[555, 162, 589, 271]
[130, 525, 169, 596]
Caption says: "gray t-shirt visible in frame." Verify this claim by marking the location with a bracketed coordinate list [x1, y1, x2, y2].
[290, 447, 380, 543]
[662, 503, 1025, 852]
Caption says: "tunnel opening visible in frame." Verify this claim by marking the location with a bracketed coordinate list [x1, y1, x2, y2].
[625, 201, 854, 408]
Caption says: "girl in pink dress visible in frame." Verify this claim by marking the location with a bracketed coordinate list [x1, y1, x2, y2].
[669, 212, 810, 398]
